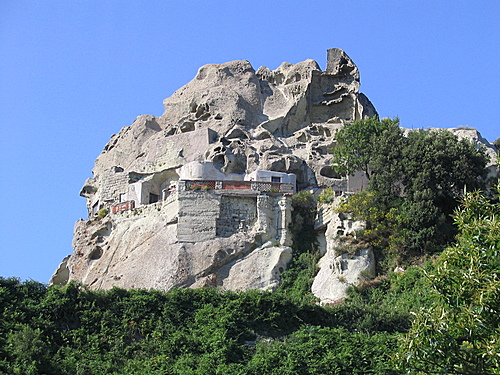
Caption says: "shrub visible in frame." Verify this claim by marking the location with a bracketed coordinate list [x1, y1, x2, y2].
[318, 187, 336, 204]
[494, 137, 500, 150]
[291, 190, 316, 210]
[97, 207, 108, 218]
[334, 234, 370, 256]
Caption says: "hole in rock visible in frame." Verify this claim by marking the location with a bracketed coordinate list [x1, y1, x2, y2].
[320, 166, 342, 179]
[89, 247, 103, 260]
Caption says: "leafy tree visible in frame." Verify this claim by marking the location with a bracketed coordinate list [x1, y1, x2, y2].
[331, 117, 404, 180]
[336, 120, 488, 265]
[398, 184, 500, 374]
[494, 137, 500, 150]
[401, 130, 487, 212]
[6, 325, 50, 375]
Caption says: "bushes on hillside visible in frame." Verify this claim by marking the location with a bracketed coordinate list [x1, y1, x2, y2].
[333, 118, 488, 269]
[0, 276, 429, 374]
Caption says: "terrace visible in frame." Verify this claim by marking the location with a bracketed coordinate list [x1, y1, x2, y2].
[179, 179, 294, 195]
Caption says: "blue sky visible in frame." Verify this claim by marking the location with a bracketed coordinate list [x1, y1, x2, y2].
[1, 1, 498, 283]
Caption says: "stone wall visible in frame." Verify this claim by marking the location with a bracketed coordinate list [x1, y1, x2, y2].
[99, 167, 129, 201]
[175, 189, 292, 245]
[177, 190, 220, 242]
[216, 196, 257, 237]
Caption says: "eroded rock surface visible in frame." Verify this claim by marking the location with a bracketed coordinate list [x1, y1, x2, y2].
[52, 48, 497, 297]
[52, 48, 376, 292]
[312, 201, 375, 304]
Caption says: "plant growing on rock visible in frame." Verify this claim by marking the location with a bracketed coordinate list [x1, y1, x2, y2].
[318, 187, 336, 204]
[97, 207, 108, 218]
[334, 234, 370, 257]
[334, 118, 489, 268]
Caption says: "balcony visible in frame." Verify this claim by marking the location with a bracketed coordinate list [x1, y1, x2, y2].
[180, 179, 294, 195]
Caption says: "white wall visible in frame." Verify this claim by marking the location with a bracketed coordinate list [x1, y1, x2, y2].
[245, 170, 296, 185]
[177, 161, 245, 181]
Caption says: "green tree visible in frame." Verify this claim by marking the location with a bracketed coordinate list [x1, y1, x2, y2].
[493, 137, 500, 150]
[401, 130, 487, 213]
[337, 124, 488, 265]
[398, 184, 500, 374]
[7, 325, 50, 375]
[331, 117, 404, 180]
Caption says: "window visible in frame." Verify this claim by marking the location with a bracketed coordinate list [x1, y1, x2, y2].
[271, 176, 281, 183]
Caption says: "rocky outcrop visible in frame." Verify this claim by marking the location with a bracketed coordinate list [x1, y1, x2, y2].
[89, 48, 376, 195]
[52, 48, 377, 292]
[55, 190, 293, 291]
[312, 201, 375, 304]
[52, 48, 498, 298]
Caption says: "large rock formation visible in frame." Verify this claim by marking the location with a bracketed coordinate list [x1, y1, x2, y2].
[52, 48, 498, 301]
[51, 48, 377, 293]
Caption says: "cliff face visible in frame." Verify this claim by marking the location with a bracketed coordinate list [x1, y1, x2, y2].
[51, 48, 378, 293]
[51, 46, 500, 303]
[51, 48, 499, 300]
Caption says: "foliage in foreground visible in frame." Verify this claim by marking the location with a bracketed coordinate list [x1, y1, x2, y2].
[398, 184, 500, 375]
[0, 267, 436, 375]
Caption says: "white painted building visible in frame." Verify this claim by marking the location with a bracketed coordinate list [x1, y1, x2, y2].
[177, 161, 297, 193]
[245, 170, 296, 193]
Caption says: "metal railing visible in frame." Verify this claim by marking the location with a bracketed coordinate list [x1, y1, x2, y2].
[111, 200, 135, 213]
[181, 180, 294, 194]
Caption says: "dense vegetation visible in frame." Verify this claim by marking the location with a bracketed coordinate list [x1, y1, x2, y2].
[1, 118, 497, 374]
[398, 186, 500, 374]
[332, 118, 489, 270]
[2, 185, 498, 374]
[1, 270, 434, 374]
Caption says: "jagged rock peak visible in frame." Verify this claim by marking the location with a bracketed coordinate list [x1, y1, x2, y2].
[326, 48, 360, 79]
[157, 48, 375, 139]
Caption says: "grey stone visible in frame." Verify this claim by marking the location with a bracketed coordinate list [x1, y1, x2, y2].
[312, 200, 374, 304]
[52, 48, 498, 296]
